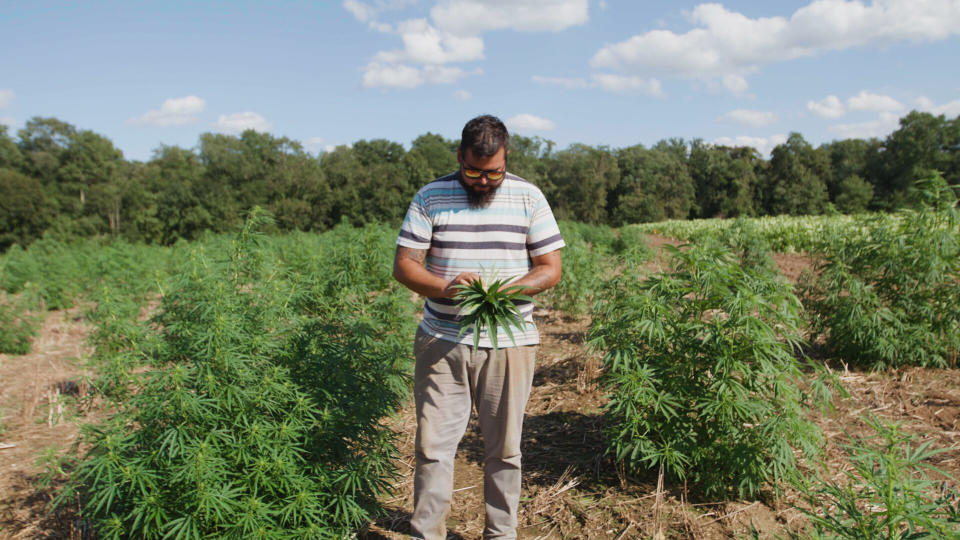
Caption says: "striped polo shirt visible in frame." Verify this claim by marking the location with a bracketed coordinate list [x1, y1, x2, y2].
[397, 171, 565, 347]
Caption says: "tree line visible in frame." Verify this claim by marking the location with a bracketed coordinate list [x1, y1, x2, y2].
[1, 110, 958, 250]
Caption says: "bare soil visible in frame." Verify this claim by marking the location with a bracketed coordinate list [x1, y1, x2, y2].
[1, 235, 957, 539]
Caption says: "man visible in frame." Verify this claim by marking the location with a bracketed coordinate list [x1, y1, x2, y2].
[393, 115, 564, 539]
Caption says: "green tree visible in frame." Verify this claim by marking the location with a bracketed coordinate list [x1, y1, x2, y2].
[545, 144, 619, 224]
[763, 133, 830, 215]
[833, 174, 874, 214]
[0, 169, 51, 249]
[610, 143, 694, 225]
[58, 129, 126, 228]
[688, 140, 758, 218]
[17, 116, 76, 186]
[0, 125, 23, 170]
[508, 135, 553, 188]
[408, 132, 458, 180]
[877, 110, 959, 209]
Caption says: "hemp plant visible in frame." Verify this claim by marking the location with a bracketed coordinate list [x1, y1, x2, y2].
[61, 209, 409, 539]
[454, 276, 532, 353]
[589, 241, 833, 498]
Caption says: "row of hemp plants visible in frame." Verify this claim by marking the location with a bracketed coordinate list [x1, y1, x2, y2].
[588, 224, 834, 498]
[57, 210, 415, 539]
[543, 220, 652, 318]
[801, 173, 959, 369]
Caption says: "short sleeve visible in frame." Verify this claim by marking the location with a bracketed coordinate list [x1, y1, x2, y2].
[526, 192, 565, 257]
[397, 190, 432, 250]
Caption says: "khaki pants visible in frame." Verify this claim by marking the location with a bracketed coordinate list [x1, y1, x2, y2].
[410, 328, 537, 540]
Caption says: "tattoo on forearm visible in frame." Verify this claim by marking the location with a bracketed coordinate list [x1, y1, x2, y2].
[524, 266, 554, 292]
[398, 246, 427, 264]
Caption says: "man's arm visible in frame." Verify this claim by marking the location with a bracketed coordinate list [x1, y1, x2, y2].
[393, 246, 480, 299]
[509, 249, 562, 297]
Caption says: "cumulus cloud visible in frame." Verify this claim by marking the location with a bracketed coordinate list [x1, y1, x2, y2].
[362, 62, 475, 87]
[828, 111, 901, 139]
[714, 134, 788, 157]
[350, 0, 588, 88]
[0, 89, 14, 108]
[808, 90, 904, 118]
[453, 89, 472, 100]
[506, 113, 556, 132]
[131, 96, 206, 126]
[722, 74, 749, 94]
[531, 75, 591, 89]
[916, 96, 960, 117]
[431, 0, 588, 33]
[304, 136, 327, 153]
[807, 95, 846, 118]
[214, 112, 271, 134]
[718, 109, 778, 127]
[532, 74, 663, 96]
[592, 74, 663, 96]
[590, 1, 960, 92]
[847, 90, 903, 112]
[376, 19, 484, 64]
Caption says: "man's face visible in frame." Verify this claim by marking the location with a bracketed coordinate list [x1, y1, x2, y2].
[457, 146, 507, 208]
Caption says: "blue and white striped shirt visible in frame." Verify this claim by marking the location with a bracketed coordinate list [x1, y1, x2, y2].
[397, 172, 565, 347]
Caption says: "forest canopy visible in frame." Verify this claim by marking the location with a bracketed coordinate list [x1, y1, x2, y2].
[1, 110, 958, 250]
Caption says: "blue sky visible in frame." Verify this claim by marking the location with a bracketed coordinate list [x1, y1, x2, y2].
[2, 0, 958, 162]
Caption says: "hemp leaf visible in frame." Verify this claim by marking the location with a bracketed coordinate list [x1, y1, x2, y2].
[453, 278, 533, 354]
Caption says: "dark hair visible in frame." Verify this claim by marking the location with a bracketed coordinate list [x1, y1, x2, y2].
[460, 115, 509, 157]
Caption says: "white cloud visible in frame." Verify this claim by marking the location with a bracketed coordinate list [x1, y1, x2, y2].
[431, 0, 589, 34]
[531, 75, 591, 89]
[453, 89, 472, 100]
[362, 62, 476, 88]
[722, 74, 749, 94]
[343, 0, 416, 23]
[214, 112, 271, 134]
[718, 109, 778, 127]
[591, 74, 663, 96]
[131, 96, 206, 126]
[714, 134, 788, 157]
[916, 96, 960, 117]
[304, 136, 326, 153]
[344, 0, 375, 22]
[0, 89, 14, 108]
[0, 117, 15, 128]
[828, 111, 900, 139]
[506, 113, 556, 132]
[807, 95, 846, 118]
[353, 1, 587, 88]
[847, 90, 903, 112]
[808, 90, 905, 119]
[590, 1, 960, 92]
[532, 73, 662, 96]
[376, 19, 484, 64]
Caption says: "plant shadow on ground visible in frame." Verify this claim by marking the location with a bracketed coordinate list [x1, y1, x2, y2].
[0, 470, 93, 540]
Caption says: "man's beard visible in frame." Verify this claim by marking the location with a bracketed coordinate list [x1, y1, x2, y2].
[459, 175, 500, 208]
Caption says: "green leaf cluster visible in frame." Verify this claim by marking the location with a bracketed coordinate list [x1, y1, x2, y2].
[793, 416, 960, 539]
[802, 173, 960, 369]
[61, 210, 413, 539]
[454, 278, 532, 353]
[589, 239, 831, 498]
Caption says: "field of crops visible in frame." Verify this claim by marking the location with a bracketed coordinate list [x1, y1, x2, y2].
[1, 182, 958, 539]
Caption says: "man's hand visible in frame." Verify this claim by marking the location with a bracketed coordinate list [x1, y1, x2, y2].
[444, 272, 481, 298]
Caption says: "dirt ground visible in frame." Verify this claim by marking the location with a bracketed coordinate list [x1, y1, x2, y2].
[1, 235, 958, 539]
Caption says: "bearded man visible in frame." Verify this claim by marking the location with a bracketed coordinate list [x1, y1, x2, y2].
[393, 115, 564, 539]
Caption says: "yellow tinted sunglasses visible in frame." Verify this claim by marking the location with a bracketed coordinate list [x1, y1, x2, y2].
[461, 161, 506, 182]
